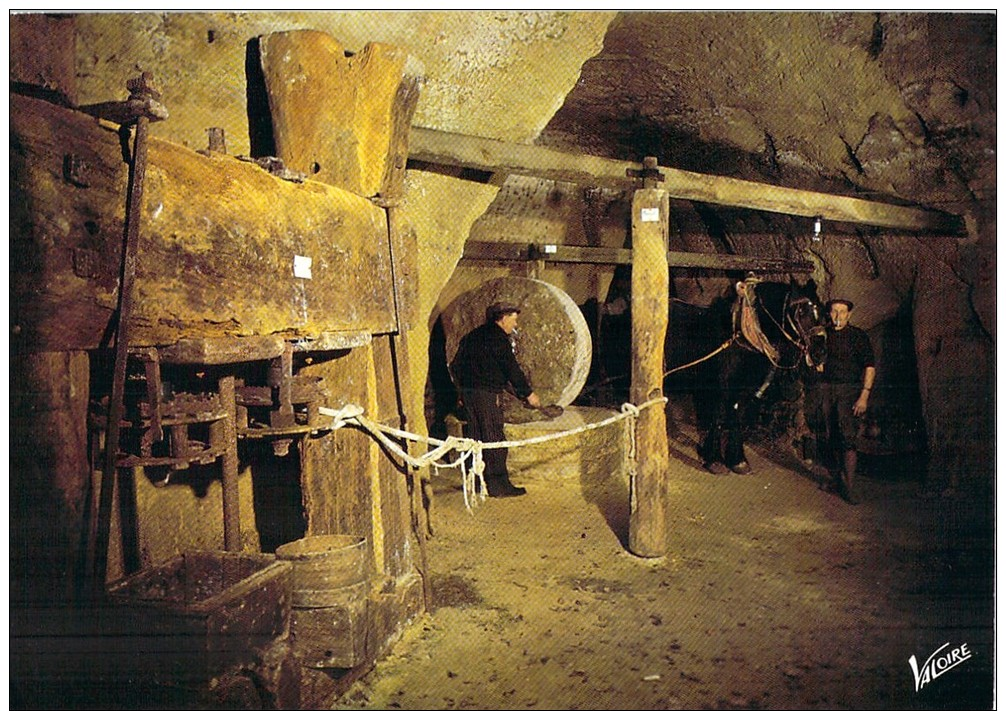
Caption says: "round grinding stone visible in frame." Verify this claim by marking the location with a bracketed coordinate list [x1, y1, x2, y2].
[443, 277, 592, 420]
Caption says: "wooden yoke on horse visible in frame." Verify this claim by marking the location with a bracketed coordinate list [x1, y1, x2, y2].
[734, 277, 781, 365]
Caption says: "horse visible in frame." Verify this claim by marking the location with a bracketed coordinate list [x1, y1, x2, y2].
[664, 276, 828, 475]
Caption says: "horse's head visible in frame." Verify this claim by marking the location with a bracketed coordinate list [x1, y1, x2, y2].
[785, 278, 827, 368]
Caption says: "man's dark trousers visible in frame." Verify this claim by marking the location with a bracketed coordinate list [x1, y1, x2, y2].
[460, 388, 509, 484]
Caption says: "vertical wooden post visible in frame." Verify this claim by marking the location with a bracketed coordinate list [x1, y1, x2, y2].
[219, 374, 242, 551]
[627, 175, 670, 558]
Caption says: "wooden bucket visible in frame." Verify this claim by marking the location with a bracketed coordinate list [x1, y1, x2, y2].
[275, 535, 368, 608]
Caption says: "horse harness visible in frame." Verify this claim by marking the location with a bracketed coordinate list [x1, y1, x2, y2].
[664, 279, 824, 377]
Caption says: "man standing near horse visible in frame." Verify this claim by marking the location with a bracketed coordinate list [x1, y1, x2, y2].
[451, 301, 541, 498]
[806, 298, 876, 504]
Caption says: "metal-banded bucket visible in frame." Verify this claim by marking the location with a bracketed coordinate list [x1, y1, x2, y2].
[275, 535, 368, 608]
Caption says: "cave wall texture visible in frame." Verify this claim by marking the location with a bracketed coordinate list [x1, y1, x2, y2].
[10, 10, 995, 554]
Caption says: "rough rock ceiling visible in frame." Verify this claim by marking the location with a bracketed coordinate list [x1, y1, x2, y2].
[540, 11, 995, 221]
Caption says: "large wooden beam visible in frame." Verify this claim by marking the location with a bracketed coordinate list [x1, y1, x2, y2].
[259, 30, 421, 330]
[409, 127, 965, 235]
[260, 30, 412, 201]
[10, 92, 397, 353]
[461, 240, 813, 273]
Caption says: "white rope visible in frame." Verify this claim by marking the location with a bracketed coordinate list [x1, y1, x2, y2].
[318, 396, 667, 513]
[620, 403, 643, 515]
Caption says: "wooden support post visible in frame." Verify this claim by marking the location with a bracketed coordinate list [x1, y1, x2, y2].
[11, 351, 91, 602]
[628, 173, 670, 558]
[219, 374, 241, 551]
[260, 29, 426, 597]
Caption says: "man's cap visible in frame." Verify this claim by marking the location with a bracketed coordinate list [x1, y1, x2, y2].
[486, 301, 521, 321]
[826, 298, 854, 311]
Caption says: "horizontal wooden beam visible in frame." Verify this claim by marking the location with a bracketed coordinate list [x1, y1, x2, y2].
[11, 93, 400, 352]
[664, 251, 813, 273]
[461, 241, 813, 273]
[155, 336, 287, 365]
[409, 127, 965, 235]
[148, 331, 373, 364]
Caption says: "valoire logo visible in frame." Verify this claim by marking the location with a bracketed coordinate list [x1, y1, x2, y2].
[909, 642, 972, 692]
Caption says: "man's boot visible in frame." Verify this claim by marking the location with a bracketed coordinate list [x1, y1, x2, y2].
[488, 476, 526, 498]
[840, 449, 859, 505]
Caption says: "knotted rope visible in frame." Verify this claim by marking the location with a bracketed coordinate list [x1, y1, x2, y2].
[319, 396, 667, 513]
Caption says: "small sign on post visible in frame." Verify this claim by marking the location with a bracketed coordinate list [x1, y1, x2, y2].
[293, 255, 313, 279]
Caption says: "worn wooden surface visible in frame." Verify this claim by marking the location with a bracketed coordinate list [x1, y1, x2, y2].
[10, 93, 396, 353]
[372, 335, 418, 582]
[300, 347, 378, 542]
[388, 206, 420, 330]
[627, 189, 670, 558]
[409, 126, 965, 234]
[289, 598, 370, 669]
[259, 30, 411, 200]
[379, 77, 422, 205]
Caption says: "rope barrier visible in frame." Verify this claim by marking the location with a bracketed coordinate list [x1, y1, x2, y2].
[318, 396, 667, 513]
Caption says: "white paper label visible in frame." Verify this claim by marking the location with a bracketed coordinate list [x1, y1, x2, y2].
[543, 244, 558, 254]
[293, 255, 313, 279]
[640, 207, 660, 222]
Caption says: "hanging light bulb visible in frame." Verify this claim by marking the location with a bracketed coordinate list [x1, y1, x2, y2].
[812, 216, 823, 242]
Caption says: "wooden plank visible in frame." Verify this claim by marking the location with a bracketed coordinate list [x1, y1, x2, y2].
[460, 241, 537, 262]
[628, 189, 670, 558]
[409, 126, 639, 190]
[378, 76, 422, 205]
[259, 30, 411, 200]
[666, 251, 812, 273]
[461, 240, 813, 273]
[10, 93, 397, 353]
[388, 206, 419, 330]
[409, 127, 965, 235]
[153, 332, 373, 364]
[152, 336, 284, 365]
[300, 347, 378, 540]
[291, 331, 372, 353]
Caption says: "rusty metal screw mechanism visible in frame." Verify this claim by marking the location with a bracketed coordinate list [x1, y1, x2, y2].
[92, 72, 168, 594]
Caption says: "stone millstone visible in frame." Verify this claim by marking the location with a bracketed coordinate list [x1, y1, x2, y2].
[443, 277, 592, 422]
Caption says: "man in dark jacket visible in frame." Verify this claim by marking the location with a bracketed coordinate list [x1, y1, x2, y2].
[451, 301, 541, 497]
[811, 298, 876, 504]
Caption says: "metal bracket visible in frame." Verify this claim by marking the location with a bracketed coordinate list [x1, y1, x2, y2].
[626, 156, 664, 188]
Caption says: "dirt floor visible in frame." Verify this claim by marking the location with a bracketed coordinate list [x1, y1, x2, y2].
[332, 407, 995, 711]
